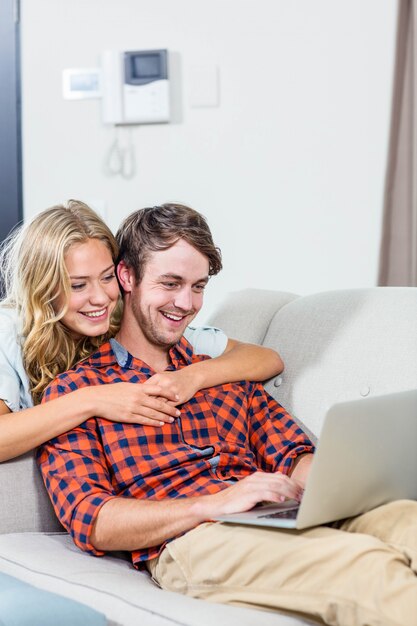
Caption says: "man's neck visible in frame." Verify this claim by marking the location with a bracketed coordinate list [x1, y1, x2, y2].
[115, 325, 171, 372]
[115, 303, 174, 372]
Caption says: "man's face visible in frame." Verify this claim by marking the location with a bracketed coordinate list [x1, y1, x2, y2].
[122, 239, 210, 348]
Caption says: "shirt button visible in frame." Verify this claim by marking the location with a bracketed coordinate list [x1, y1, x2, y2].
[360, 385, 371, 397]
[274, 376, 283, 388]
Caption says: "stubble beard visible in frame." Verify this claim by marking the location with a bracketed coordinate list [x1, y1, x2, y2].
[131, 297, 182, 349]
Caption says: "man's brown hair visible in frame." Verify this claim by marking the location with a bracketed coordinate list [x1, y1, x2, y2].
[116, 203, 222, 283]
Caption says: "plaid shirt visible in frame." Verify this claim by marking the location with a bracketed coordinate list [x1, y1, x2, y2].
[37, 337, 314, 565]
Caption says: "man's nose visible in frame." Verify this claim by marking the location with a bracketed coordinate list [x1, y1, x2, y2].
[173, 287, 193, 312]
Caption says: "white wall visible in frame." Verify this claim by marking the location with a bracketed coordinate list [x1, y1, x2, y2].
[21, 0, 397, 323]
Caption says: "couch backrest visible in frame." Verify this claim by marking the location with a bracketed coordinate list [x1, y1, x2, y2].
[1, 452, 63, 533]
[210, 287, 417, 437]
[207, 288, 299, 344]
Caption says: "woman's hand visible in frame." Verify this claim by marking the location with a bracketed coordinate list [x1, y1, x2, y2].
[144, 368, 203, 406]
[86, 382, 181, 426]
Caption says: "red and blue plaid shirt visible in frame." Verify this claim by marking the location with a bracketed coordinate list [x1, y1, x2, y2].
[37, 337, 314, 565]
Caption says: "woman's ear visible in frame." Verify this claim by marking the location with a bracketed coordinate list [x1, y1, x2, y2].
[117, 261, 135, 293]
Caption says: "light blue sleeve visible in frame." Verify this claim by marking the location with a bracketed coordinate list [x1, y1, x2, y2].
[0, 308, 33, 411]
[184, 325, 228, 358]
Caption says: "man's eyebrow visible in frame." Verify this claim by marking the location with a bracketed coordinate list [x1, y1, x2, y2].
[158, 273, 209, 284]
[158, 273, 183, 281]
[69, 264, 115, 279]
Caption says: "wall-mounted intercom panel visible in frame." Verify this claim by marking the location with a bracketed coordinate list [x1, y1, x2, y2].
[101, 49, 170, 125]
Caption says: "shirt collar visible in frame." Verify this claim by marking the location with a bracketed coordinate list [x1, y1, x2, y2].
[110, 337, 130, 367]
[86, 341, 118, 368]
[109, 335, 194, 371]
[169, 335, 194, 367]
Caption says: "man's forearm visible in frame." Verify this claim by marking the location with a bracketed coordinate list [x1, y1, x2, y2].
[289, 453, 314, 487]
[90, 495, 210, 551]
[90, 470, 305, 552]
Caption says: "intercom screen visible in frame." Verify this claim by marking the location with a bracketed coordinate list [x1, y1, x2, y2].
[132, 54, 161, 79]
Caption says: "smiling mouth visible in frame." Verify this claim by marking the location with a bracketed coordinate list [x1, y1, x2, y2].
[80, 308, 107, 319]
[160, 311, 188, 323]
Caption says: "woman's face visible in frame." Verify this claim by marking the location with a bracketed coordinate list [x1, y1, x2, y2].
[57, 238, 120, 339]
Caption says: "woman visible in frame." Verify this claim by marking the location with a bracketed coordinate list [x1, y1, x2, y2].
[0, 200, 283, 462]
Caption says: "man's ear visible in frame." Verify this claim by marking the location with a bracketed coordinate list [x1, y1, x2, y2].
[117, 261, 136, 293]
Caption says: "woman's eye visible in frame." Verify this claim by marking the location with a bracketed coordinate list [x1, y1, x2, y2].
[71, 283, 86, 291]
[102, 273, 116, 282]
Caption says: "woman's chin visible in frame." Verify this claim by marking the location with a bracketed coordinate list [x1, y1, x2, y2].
[65, 321, 110, 340]
[82, 324, 109, 338]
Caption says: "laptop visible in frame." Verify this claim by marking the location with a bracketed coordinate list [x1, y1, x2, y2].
[214, 388, 417, 529]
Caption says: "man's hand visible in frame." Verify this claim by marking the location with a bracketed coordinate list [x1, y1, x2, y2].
[193, 471, 304, 520]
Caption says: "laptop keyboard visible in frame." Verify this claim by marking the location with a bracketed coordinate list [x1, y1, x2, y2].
[259, 508, 299, 520]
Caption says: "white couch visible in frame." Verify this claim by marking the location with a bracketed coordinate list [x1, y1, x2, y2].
[1, 287, 416, 625]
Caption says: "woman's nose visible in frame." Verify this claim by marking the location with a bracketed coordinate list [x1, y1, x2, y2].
[89, 282, 108, 305]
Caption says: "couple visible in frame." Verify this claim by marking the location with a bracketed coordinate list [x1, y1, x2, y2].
[0, 200, 282, 461]
[3, 200, 417, 626]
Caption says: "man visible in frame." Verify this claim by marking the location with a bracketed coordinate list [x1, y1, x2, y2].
[38, 204, 417, 626]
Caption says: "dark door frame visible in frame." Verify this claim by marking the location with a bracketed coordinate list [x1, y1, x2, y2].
[0, 0, 22, 242]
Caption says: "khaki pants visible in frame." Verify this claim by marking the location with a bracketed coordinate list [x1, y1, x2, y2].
[147, 500, 417, 626]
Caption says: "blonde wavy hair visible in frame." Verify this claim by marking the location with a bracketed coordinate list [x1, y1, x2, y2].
[0, 200, 121, 404]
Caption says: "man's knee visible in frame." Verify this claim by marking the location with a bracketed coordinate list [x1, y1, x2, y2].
[340, 500, 417, 538]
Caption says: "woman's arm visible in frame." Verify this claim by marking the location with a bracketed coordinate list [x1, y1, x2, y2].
[224, 338, 284, 379]
[146, 339, 284, 405]
[192, 338, 284, 386]
[0, 327, 283, 461]
[0, 382, 181, 463]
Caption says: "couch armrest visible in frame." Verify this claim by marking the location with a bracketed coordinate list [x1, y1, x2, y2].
[0, 451, 63, 534]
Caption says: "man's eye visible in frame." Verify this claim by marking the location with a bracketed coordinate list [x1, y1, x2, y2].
[71, 283, 86, 291]
[162, 282, 178, 289]
[193, 284, 206, 293]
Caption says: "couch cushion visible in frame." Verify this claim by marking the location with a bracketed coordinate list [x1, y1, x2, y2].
[0, 572, 106, 626]
[0, 532, 313, 626]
